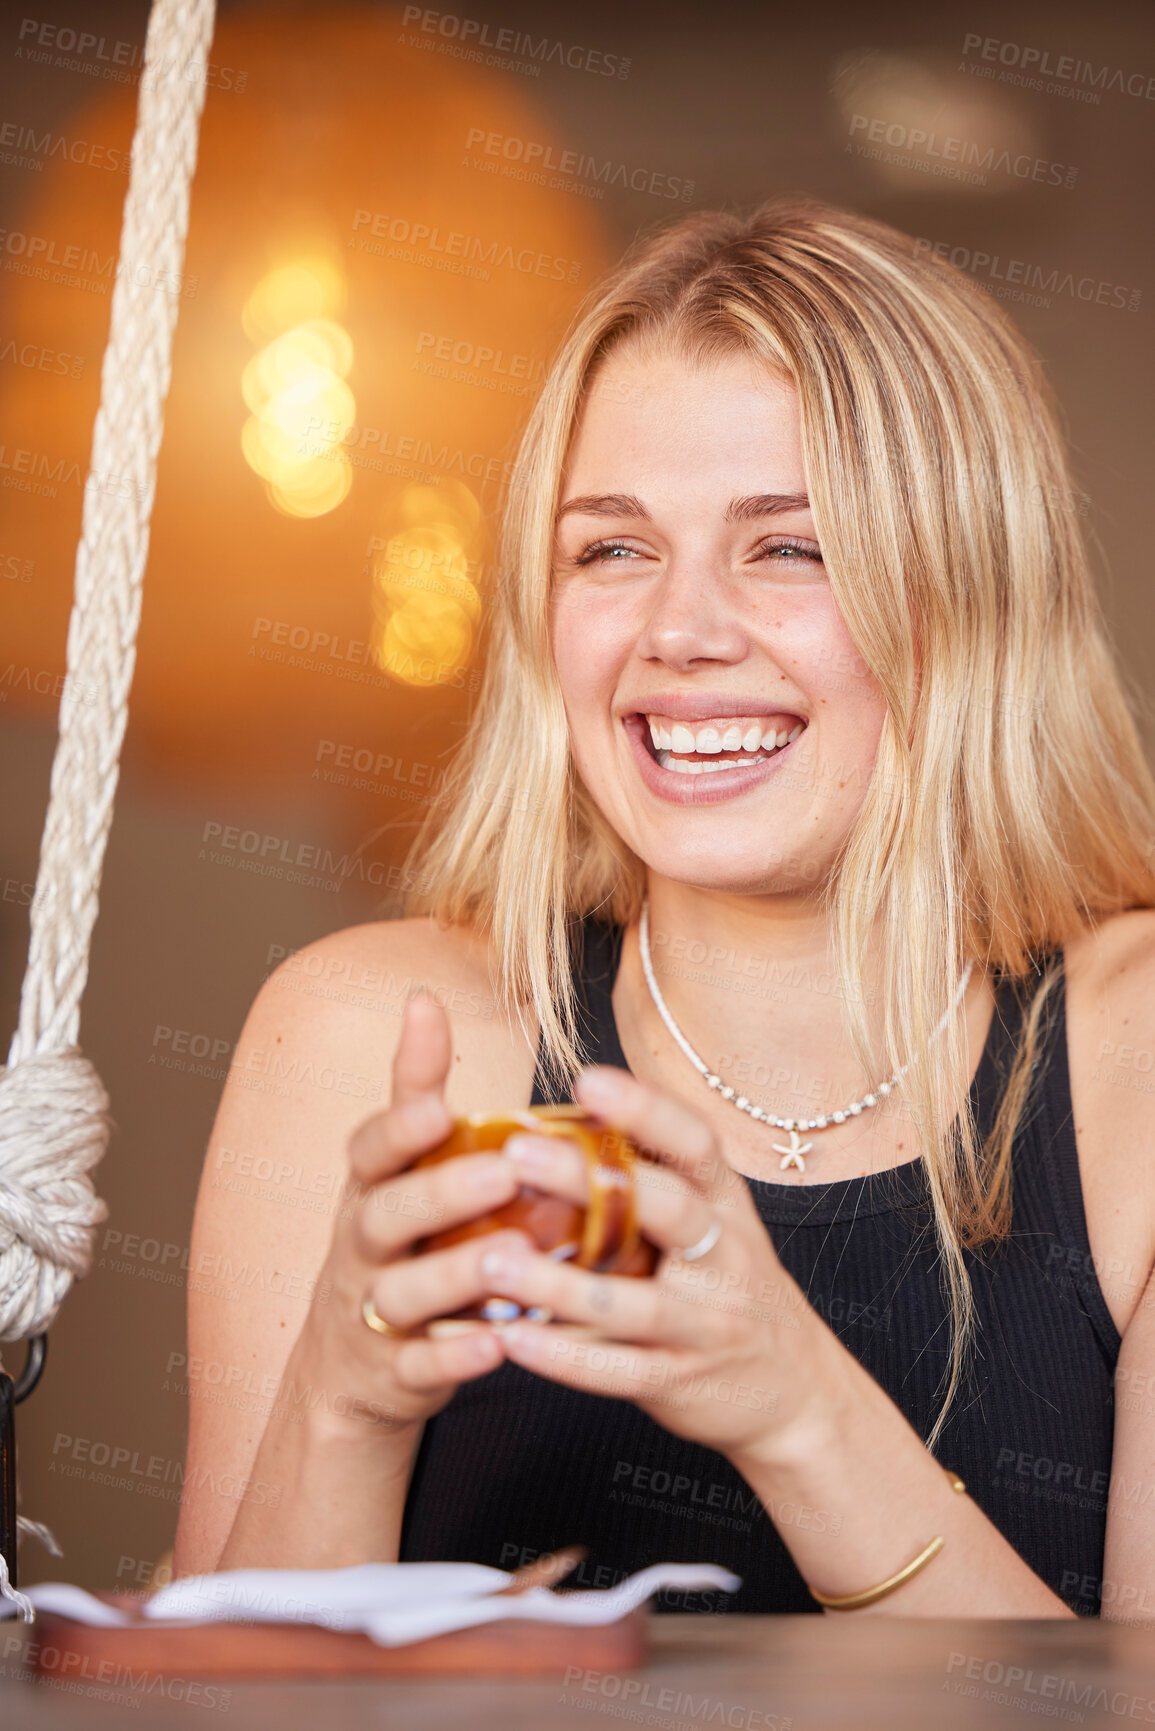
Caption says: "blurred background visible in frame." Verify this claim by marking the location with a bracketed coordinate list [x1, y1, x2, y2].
[0, 0, 1151, 1589]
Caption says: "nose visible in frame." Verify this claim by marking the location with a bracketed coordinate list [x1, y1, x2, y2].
[632, 557, 748, 669]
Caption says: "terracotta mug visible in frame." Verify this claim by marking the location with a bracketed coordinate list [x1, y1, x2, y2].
[411, 1105, 659, 1333]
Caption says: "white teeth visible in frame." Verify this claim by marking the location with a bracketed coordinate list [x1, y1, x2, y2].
[656, 749, 787, 774]
[649, 717, 806, 754]
[645, 715, 808, 771]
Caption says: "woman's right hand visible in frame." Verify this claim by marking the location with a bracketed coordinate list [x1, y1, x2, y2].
[294, 988, 528, 1434]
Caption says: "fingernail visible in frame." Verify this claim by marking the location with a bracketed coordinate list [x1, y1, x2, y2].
[466, 1154, 515, 1194]
[466, 1330, 501, 1366]
[578, 1068, 626, 1102]
[481, 1244, 526, 1281]
[504, 1134, 555, 1172]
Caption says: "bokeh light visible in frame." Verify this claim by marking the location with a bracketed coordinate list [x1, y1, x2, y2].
[370, 480, 484, 687]
[829, 49, 1040, 196]
[241, 263, 356, 518]
[241, 254, 347, 344]
[0, 1, 610, 780]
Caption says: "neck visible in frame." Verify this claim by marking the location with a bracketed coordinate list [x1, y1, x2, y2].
[643, 879, 849, 975]
[610, 878, 989, 1182]
[634, 878, 894, 1113]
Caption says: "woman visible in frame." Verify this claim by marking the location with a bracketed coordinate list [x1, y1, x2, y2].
[173, 198, 1155, 1619]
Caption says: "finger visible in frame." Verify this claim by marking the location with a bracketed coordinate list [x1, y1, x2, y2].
[500, 1323, 777, 1427]
[352, 1151, 519, 1260]
[473, 1237, 716, 1347]
[367, 1229, 535, 1332]
[497, 1320, 689, 1412]
[391, 990, 453, 1109]
[389, 1325, 508, 1395]
[503, 1134, 589, 1204]
[574, 1067, 741, 1203]
[347, 997, 455, 1184]
[504, 1133, 726, 1257]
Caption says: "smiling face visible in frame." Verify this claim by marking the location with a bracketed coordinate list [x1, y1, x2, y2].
[549, 343, 890, 896]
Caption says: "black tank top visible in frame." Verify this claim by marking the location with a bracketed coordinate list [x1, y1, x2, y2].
[401, 915, 1120, 1616]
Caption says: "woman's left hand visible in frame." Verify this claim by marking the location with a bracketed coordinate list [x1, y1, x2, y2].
[480, 1064, 836, 1471]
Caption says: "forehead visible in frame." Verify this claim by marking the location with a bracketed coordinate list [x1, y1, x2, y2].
[565, 345, 806, 497]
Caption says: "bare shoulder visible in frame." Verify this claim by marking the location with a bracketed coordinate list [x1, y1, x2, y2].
[192, 908, 540, 1280]
[1062, 907, 1155, 1338]
[1063, 906, 1155, 1070]
[237, 914, 539, 1119]
[193, 909, 540, 1396]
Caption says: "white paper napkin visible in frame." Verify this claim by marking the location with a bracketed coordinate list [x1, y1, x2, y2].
[0, 1562, 742, 1645]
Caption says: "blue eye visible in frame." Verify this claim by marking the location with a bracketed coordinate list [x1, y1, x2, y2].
[576, 540, 638, 565]
[760, 540, 824, 563]
[568, 537, 824, 569]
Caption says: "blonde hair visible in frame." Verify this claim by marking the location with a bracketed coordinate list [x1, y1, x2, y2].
[403, 196, 1155, 1441]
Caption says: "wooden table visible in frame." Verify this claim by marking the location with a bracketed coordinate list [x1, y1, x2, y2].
[3, 1614, 1155, 1727]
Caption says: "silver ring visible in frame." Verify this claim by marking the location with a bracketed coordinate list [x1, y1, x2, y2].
[676, 1218, 722, 1262]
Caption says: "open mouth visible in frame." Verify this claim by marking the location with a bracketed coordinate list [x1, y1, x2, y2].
[631, 712, 808, 777]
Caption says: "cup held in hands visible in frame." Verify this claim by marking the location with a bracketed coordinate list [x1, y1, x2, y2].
[412, 1107, 658, 1333]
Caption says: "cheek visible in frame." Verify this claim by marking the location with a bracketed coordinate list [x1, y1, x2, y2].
[550, 596, 630, 713]
[776, 598, 882, 721]
[549, 601, 585, 699]
[550, 604, 636, 799]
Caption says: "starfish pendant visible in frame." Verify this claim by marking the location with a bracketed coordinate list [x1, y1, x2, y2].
[772, 1128, 813, 1173]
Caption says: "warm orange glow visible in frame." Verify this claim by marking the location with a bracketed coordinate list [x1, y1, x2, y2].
[241, 269, 357, 518]
[370, 481, 483, 686]
[242, 255, 347, 344]
[0, 2, 611, 781]
[378, 594, 475, 687]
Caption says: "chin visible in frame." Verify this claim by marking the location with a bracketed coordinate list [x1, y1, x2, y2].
[633, 845, 819, 899]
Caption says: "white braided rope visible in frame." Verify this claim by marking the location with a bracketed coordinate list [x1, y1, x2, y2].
[0, 0, 217, 1347]
[0, 1520, 63, 1623]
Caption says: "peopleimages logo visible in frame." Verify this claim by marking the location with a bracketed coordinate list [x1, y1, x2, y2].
[913, 237, 1141, 313]
[0, 224, 196, 295]
[847, 115, 1077, 188]
[350, 207, 582, 284]
[0, 116, 132, 172]
[399, 7, 631, 79]
[15, 18, 247, 92]
[945, 1651, 1155, 1720]
[961, 33, 1155, 101]
[463, 128, 693, 202]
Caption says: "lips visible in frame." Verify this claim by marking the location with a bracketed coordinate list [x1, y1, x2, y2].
[621, 692, 807, 724]
[622, 712, 808, 806]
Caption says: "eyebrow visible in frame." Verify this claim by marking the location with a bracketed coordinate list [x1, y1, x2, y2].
[725, 491, 811, 522]
[555, 491, 811, 522]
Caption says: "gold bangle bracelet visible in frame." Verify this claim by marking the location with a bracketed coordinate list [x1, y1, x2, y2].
[807, 1467, 967, 1612]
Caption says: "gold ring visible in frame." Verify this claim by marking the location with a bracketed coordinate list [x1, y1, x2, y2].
[362, 1295, 396, 1336]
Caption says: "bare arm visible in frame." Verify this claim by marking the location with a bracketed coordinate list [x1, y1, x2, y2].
[744, 913, 1155, 1616]
[1100, 1242, 1155, 1623]
[172, 920, 533, 1577]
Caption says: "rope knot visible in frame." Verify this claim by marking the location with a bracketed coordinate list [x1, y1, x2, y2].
[0, 1050, 110, 1341]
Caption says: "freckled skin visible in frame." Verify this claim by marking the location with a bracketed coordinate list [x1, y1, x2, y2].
[550, 349, 889, 896]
